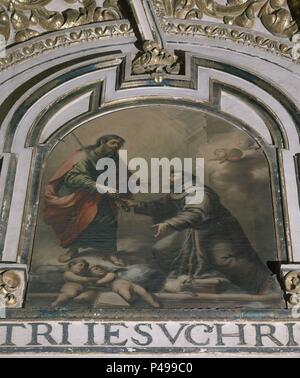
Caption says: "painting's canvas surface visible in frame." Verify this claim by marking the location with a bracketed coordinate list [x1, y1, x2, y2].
[26, 105, 281, 312]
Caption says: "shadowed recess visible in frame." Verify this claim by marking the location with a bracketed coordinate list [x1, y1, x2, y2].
[288, 0, 300, 30]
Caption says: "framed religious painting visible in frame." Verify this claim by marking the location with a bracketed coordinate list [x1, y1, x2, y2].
[0, 0, 300, 357]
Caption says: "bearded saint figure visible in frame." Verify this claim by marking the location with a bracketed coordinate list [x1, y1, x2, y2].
[43, 134, 128, 263]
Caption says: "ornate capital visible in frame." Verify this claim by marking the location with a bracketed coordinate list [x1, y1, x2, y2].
[282, 270, 300, 305]
[0, 269, 24, 308]
[132, 40, 180, 83]
[280, 264, 300, 307]
[284, 271, 300, 293]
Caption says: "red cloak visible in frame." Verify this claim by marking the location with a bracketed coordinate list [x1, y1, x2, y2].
[43, 150, 101, 248]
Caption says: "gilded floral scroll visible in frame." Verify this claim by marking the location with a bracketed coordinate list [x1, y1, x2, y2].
[0, 0, 124, 44]
[154, 0, 299, 38]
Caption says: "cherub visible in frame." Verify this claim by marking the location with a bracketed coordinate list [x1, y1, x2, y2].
[90, 265, 161, 308]
[210, 148, 243, 164]
[51, 259, 98, 307]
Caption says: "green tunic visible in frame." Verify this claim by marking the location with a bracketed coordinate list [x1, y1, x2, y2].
[62, 149, 118, 252]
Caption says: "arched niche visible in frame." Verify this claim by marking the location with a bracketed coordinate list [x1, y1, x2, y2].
[0, 45, 299, 314]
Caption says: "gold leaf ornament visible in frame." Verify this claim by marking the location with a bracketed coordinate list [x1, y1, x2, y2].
[259, 0, 298, 37]
[29, 0, 122, 31]
[31, 7, 67, 30]
[0, 5, 10, 40]
[156, 0, 299, 38]
[0, 0, 124, 44]
[11, 9, 29, 30]
[96, 0, 122, 21]
[10, 0, 53, 10]
[132, 41, 180, 82]
[15, 28, 39, 42]
[224, 1, 260, 29]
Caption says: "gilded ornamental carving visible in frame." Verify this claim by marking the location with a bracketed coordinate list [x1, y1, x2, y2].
[0, 270, 21, 307]
[132, 40, 180, 82]
[0, 0, 124, 44]
[154, 0, 299, 38]
[283, 271, 300, 305]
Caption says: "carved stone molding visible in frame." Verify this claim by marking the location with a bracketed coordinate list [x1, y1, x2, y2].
[165, 21, 296, 60]
[0, 0, 125, 45]
[151, 1, 300, 63]
[0, 20, 134, 71]
[132, 40, 180, 82]
[153, 0, 299, 39]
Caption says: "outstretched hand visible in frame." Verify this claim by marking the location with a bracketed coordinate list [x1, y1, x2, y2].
[152, 223, 170, 238]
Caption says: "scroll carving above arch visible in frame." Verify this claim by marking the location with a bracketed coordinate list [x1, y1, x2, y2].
[1, 0, 300, 357]
[0, 0, 125, 45]
[150, 0, 300, 64]
[154, 0, 299, 38]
